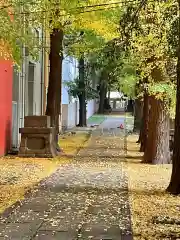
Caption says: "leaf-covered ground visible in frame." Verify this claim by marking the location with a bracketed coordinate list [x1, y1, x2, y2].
[1, 116, 178, 239]
[127, 135, 180, 240]
[0, 121, 132, 239]
[0, 132, 89, 214]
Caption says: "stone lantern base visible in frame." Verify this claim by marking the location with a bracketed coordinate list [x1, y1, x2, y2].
[18, 116, 57, 158]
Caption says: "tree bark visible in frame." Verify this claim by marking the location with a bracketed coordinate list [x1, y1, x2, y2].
[167, 59, 180, 193]
[167, 1, 180, 193]
[144, 96, 170, 164]
[46, 28, 63, 153]
[98, 80, 107, 114]
[133, 98, 143, 132]
[77, 55, 87, 127]
[140, 93, 149, 152]
[127, 99, 134, 115]
[108, 89, 111, 103]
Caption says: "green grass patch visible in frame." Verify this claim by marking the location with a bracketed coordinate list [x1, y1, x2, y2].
[87, 114, 106, 125]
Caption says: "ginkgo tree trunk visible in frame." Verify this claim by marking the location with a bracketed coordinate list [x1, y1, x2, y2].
[77, 54, 87, 127]
[167, 52, 180, 193]
[167, 0, 180, 194]
[143, 95, 170, 164]
[46, 28, 64, 154]
[98, 72, 107, 114]
[139, 92, 149, 152]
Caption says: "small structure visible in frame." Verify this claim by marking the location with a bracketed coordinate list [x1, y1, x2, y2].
[108, 92, 128, 111]
[19, 116, 56, 158]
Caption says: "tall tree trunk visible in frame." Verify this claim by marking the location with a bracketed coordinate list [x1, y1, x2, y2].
[140, 93, 149, 152]
[133, 98, 143, 132]
[98, 80, 107, 114]
[77, 55, 87, 127]
[108, 89, 111, 103]
[167, 1, 180, 194]
[46, 28, 63, 153]
[144, 96, 170, 164]
[78, 95, 86, 126]
[167, 60, 180, 193]
[127, 99, 134, 114]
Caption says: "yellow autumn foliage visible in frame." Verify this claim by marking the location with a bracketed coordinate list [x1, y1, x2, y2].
[0, 40, 12, 60]
[0, 0, 121, 62]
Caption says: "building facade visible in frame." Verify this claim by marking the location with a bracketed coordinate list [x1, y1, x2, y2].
[12, 49, 46, 150]
[11, 28, 49, 152]
[0, 37, 97, 155]
[62, 56, 98, 130]
[0, 60, 13, 156]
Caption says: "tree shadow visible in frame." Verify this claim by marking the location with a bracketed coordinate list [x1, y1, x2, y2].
[125, 155, 143, 160]
[127, 149, 141, 152]
[41, 184, 130, 195]
[74, 155, 144, 164]
[129, 188, 167, 197]
[85, 146, 127, 151]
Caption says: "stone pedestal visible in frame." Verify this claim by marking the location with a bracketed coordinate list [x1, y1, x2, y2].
[18, 116, 56, 158]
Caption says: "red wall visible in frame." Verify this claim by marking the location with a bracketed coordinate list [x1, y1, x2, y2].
[0, 61, 13, 156]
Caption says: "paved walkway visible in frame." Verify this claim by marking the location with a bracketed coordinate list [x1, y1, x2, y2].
[0, 116, 133, 240]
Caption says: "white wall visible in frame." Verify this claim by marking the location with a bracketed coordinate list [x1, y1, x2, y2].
[67, 102, 76, 128]
[62, 56, 78, 104]
[62, 56, 79, 128]
[61, 56, 97, 128]
[87, 100, 96, 119]
[66, 99, 96, 128]
[67, 100, 79, 128]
